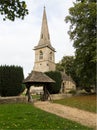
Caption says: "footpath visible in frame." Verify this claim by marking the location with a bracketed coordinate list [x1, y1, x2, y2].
[34, 101, 97, 129]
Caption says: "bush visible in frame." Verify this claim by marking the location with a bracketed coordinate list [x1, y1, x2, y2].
[0, 65, 25, 96]
[45, 71, 62, 94]
[69, 89, 76, 95]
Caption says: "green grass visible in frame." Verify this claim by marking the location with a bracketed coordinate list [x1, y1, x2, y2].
[0, 103, 93, 130]
[32, 94, 40, 99]
[53, 95, 96, 113]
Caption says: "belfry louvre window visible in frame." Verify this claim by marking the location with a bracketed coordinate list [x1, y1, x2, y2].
[50, 52, 53, 61]
[39, 51, 43, 59]
[41, 34, 43, 39]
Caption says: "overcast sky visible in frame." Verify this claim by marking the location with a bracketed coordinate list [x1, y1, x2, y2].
[0, 0, 75, 77]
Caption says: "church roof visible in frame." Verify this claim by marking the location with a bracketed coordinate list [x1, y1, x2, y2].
[23, 71, 55, 84]
[34, 7, 55, 52]
[61, 72, 76, 84]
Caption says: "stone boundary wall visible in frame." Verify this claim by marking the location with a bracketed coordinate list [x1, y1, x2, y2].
[0, 96, 27, 104]
[50, 94, 72, 100]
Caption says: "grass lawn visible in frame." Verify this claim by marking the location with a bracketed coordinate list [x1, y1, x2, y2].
[32, 94, 40, 99]
[53, 95, 96, 113]
[0, 103, 93, 130]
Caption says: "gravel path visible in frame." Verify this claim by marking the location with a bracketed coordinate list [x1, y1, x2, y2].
[34, 101, 97, 129]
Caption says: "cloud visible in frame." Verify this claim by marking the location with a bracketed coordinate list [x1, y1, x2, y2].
[0, 0, 75, 77]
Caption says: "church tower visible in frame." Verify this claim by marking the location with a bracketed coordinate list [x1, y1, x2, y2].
[33, 7, 56, 72]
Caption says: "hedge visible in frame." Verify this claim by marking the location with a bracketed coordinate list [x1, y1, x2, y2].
[45, 71, 62, 94]
[0, 65, 25, 96]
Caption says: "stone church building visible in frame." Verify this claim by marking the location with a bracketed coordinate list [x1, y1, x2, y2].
[33, 7, 56, 72]
[31, 7, 76, 94]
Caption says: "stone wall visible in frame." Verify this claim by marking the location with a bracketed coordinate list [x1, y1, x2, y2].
[0, 96, 27, 104]
[50, 94, 72, 100]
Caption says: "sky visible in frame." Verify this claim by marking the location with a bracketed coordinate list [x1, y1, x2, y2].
[0, 0, 75, 78]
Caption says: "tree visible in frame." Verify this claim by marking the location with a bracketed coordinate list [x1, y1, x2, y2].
[45, 71, 62, 94]
[56, 56, 80, 87]
[56, 56, 75, 75]
[65, 0, 96, 90]
[0, 65, 25, 96]
[0, 0, 28, 21]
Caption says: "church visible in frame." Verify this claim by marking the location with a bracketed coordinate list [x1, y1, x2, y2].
[30, 7, 76, 94]
[33, 7, 56, 72]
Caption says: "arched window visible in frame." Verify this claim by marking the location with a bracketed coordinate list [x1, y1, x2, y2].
[39, 50, 43, 60]
[41, 34, 43, 39]
[50, 52, 53, 61]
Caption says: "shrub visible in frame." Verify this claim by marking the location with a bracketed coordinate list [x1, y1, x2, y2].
[0, 65, 25, 96]
[45, 71, 62, 94]
[69, 89, 77, 95]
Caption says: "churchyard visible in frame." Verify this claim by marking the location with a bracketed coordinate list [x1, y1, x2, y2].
[0, 94, 96, 130]
[0, 0, 96, 129]
[53, 94, 96, 113]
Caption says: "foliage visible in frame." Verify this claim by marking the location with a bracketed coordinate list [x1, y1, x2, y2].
[65, 0, 96, 89]
[69, 89, 77, 95]
[56, 56, 79, 87]
[77, 0, 96, 2]
[45, 71, 62, 94]
[56, 56, 75, 74]
[56, 56, 75, 77]
[0, 65, 25, 96]
[0, 103, 93, 130]
[0, 0, 28, 21]
[53, 95, 96, 113]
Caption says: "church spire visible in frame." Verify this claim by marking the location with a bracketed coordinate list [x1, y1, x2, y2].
[39, 6, 50, 45]
[33, 7, 56, 72]
[34, 7, 55, 51]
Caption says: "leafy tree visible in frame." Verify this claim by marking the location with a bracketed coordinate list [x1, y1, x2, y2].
[0, 0, 28, 21]
[56, 56, 75, 75]
[56, 62, 64, 72]
[56, 56, 79, 87]
[65, 0, 96, 90]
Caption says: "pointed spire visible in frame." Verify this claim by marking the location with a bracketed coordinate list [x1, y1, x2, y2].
[34, 7, 55, 52]
[39, 6, 50, 45]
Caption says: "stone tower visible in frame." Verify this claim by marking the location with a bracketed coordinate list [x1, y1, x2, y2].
[33, 7, 56, 72]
